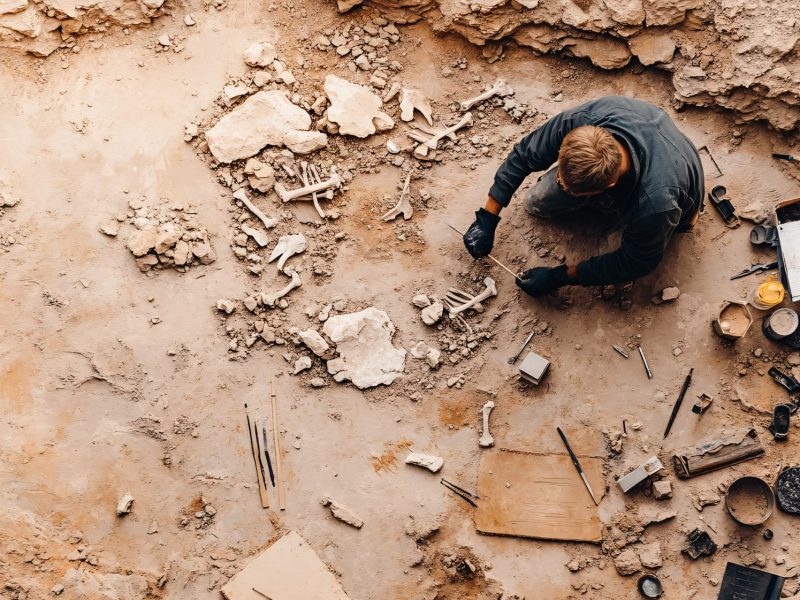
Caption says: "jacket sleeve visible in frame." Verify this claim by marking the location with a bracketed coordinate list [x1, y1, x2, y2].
[574, 206, 681, 286]
[489, 108, 595, 206]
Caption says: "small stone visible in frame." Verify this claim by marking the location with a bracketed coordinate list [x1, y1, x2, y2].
[183, 14, 195, 25]
[147, 522, 158, 534]
[51, 584, 65, 595]
[310, 377, 326, 387]
[243, 41, 276, 67]
[673, 347, 682, 356]
[412, 294, 431, 308]
[637, 542, 662, 569]
[421, 302, 443, 326]
[613, 549, 641, 576]
[99, 221, 119, 236]
[653, 480, 672, 500]
[293, 356, 312, 374]
[661, 286, 680, 301]
[404, 452, 444, 473]
[158, 34, 171, 47]
[116, 493, 134, 516]
[216, 299, 236, 315]
[787, 352, 800, 366]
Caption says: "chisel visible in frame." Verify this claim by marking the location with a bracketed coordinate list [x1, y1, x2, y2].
[556, 427, 599, 506]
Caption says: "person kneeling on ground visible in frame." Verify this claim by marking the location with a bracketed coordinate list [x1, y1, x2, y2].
[463, 96, 705, 299]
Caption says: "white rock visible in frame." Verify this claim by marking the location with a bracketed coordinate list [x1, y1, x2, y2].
[216, 298, 236, 315]
[173, 240, 191, 266]
[283, 130, 328, 154]
[99, 221, 119, 236]
[293, 356, 312, 374]
[205, 91, 311, 163]
[116, 493, 134, 516]
[154, 223, 180, 254]
[323, 307, 406, 389]
[298, 329, 330, 358]
[126, 228, 157, 257]
[412, 294, 431, 308]
[183, 14, 195, 25]
[421, 302, 443, 326]
[243, 41, 276, 67]
[158, 34, 171, 47]
[637, 542, 663, 569]
[425, 348, 441, 369]
[410, 341, 431, 359]
[0, 0, 27, 15]
[324, 74, 395, 138]
[405, 452, 443, 473]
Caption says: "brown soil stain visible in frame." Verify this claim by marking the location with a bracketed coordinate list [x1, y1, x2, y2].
[369, 439, 412, 473]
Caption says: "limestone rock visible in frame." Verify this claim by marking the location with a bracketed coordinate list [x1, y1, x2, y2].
[283, 130, 328, 154]
[243, 41, 276, 67]
[154, 223, 180, 254]
[405, 452, 444, 473]
[99, 221, 119, 236]
[421, 302, 443, 326]
[0, 5, 40, 37]
[637, 542, 662, 569]
[205, 91, 311, 163]
[293, 356, 312, 374]
[412, 294, 431, 308]
[323, 307, 406, 389]
[653, 480, 672, 500]
[244, 159, 275, 193]
[563, 37, 631, 69]
[321, 496, 363, 528]
[298, 329, 331, 358]
[127, 228, 157, 257]
[0, 0, 27, 15]
[613, 549, 641, 575]
[324, 74, 395, 138]
[116, 493, 134, 516]
[216, 299, 236, 315]
[628, 31, 676, 65]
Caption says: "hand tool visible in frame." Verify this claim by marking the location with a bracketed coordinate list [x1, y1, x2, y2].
[708, 185, 739, 226]
[730, 261, 779, 280]
[262, 426, 275, 487]
[612, 344, 629, 358]
[663, 368, 694, 439]
[253, 420, 268, 492]
[508, 331, 534, 364]
[772, 153, 797, 162]
[445, 222, 520, 281]
[638, 345, 653, 379]
[556, 427, 598, 506]
[244, 404, 269, 509]
[440, 478, 479, 507]
[252, 588, 273, 600]
[270, 378, 286, 510]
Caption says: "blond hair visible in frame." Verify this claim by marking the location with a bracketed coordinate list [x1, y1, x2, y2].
[557, 126, 622, 194]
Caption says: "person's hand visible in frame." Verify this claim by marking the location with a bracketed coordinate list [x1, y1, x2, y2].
[463, 208, 500, 259]
[516, 265, 569, 297]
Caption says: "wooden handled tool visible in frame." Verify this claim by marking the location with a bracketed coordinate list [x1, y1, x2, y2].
[245, 404, 269, 509]
[271, 379, 286, 510]
[445, 222, 520, 280]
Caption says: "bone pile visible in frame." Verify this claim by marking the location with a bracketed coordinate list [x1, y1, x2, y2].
[111, 196, 216, 273]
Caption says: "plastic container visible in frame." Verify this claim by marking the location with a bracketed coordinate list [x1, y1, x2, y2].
[749, 277, 785, 310]
[713, 300, 753, 340]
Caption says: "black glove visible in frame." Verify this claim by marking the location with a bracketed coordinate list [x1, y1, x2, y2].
[516, 265, 570, 297]
[463, 208, 500, 259]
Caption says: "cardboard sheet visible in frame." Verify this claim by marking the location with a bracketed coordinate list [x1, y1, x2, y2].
[221, 531, 350, 600]
[475, 449, 605, 543]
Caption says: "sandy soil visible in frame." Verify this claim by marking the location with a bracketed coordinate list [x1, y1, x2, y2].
[2, 1, 800, 599]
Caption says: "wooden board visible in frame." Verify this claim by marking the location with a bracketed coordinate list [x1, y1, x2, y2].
[475, 449, 605, 543]
[221, 531, 350, 600]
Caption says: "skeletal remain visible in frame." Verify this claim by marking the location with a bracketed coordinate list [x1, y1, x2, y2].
[405, 452, 444, 473]
[448, 277, 497, 317]
[268, 234, 307, 272]
[310, 163, 334, 204]
[459, 79, 514, 112]
[410, 121, 457, 140]
[275, 168, 342, 203]
[300, 162, 325, 219]
[440, 297, 472, 333]
[382, 172, 413, 221]
[382, 82, 401, 103]
[261, 270, 302, 307]
[400, 87, 433, 126]
[479, 401, 495, 448]
[232, 189, 278, 230]
[413, 113, 474, 159]
[320, 496, 364, 529]
[445, 287, 484, 312]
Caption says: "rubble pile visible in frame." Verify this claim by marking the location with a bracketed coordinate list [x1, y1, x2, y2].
[338, 0, 800, 131]
[103, 195, 216, 272]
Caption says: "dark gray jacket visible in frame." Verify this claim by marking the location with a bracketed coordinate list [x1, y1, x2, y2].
[489, 96, 704, 285]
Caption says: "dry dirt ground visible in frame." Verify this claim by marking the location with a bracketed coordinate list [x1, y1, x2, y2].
[2, 1, 800, 599]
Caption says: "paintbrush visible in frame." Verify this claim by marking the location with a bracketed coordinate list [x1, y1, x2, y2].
[253, 420, 268, 491]
[663, 368, 694, 439]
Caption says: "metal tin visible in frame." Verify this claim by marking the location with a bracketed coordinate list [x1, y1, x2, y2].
[725, 476, 775, 526]
[763, 308, 799, 341]
[637, 575, 663, 598]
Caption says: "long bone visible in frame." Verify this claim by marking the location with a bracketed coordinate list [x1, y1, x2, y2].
[300, 162, 325, 219]
[232, 189, 278, 230]
[261, 270, 302, 307]
[413, 113, 473, 159]
[448, 277, 497, 318]
[274, 168, 342, 203]
[381, 172, 413, 221]
[459, 79, 514, 112]
[479, 400, 495, 448]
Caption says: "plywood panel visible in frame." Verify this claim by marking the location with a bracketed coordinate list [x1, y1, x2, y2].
[221, 531, 350, 600]
[475, 449, 604, 543]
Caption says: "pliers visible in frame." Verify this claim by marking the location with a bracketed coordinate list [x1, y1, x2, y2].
[730, 261, 779, 280]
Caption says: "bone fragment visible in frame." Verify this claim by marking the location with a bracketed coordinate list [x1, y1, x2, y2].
[381, 172, 413, 222]
[232, 189, 278, 230]
[400, 87, 433, 126]
[459, 79, 514, 112]
[320, 496, 364, 529]
[268, 234, 307, 272]
[479, 401, 495, 448]
[405, 452, 444, 473]
[382, 82, 401, 103]
[116, 493, 134, 516]
[448, 277, 497, 317]
[413, 113, 473, 159]
[261, 270, 302, 307]
[274, 168, 342, 203]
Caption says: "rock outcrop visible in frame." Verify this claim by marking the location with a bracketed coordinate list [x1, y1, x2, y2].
[336, 0, 800, 131]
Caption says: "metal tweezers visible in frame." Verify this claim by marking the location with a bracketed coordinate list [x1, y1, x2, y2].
[440, 478, 479, 507]
[730, 261, 779, 280]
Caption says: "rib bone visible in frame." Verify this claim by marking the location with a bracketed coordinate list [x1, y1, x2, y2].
[459, 79, 514, 112]
[448, 277, 497, 317]
[381, 172, 413, 221]
[479, 400, 495, 448]
[445, 287, 484, 312]
[413, 113, 473, 159]
[261, 270, 302, 307]
[232, 189, 278, 230]
[275, 168, 342, 203]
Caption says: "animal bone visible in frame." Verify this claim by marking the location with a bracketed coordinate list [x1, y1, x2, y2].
[405, 452, 444, 473]
[382, 82, 401, 103]
[459, 79, 514, 112]
[448, 277, 497, 317]
[300, 162, 325, 219]
[479, 401, 495, 448]
[261, 270, 302, 307]
[440, 297, 473, 333]
[400, 87, 433, 126]
[413, 113, 473, 159]
[274, 168, 342, 203]
[310, 163, 334, 202]
[232, 189, 278, 230]
[382, 172, 413, 221]
[446, 287, 484, 312]
[268, 233, 307, 272]
[320, 496, 364, 529]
